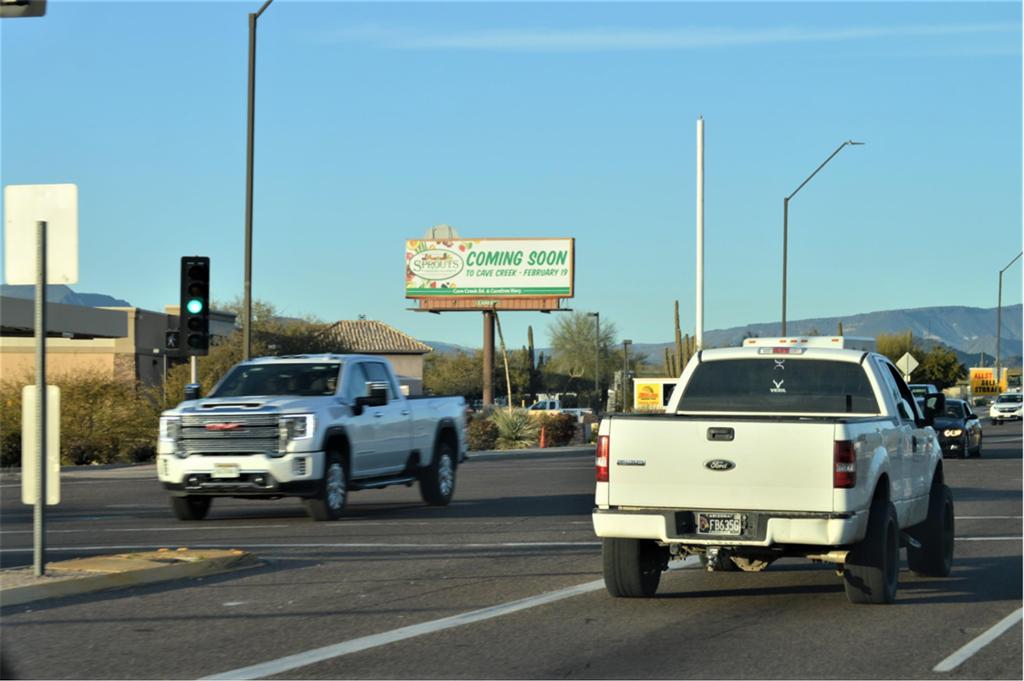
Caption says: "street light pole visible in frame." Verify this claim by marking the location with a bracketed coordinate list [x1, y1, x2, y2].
[242, 0, 275, 361]
[995, 251, 1022, 387]
[782, 140, 864, 335]
[588, 312, 600, 412]
[622, 339, 632, 412]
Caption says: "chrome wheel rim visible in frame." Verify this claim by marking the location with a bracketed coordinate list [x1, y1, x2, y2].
[326, 462, 346, 510]
[438, 452, 454, 498]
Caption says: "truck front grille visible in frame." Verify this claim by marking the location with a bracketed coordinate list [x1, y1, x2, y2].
[178, 413, 280, 456]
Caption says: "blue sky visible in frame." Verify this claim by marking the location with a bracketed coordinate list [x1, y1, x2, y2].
[2, 1, 1021, 349]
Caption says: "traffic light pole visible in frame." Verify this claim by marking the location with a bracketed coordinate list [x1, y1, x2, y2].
[191, 356, 198, 385]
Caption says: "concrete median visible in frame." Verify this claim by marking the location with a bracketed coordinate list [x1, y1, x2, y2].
[0, 548, 260, 607]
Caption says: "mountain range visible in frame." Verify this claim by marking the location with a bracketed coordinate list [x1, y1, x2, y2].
[2, 286, 1019, 366]
[424, 304, 1022, 368]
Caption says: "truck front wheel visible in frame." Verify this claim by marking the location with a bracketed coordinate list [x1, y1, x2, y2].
[603, 538, 668, 598]
[907, 483, 954, 577]
[171, 495, 211, 521]
[843, 498, 899, 604]
[304, 453, 347, 521]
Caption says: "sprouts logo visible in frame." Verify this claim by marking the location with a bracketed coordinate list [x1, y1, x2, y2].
[409, 249, 465, 281]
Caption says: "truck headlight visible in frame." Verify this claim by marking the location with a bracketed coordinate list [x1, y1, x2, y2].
[159, 416, 180, 442]
[943, 428, 963, 437]
[278, 414, 315, 455]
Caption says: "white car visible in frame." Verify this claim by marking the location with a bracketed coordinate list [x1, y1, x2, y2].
[989, 392, 1023, 424]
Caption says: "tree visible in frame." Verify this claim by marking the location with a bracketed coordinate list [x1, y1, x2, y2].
[876, 331, 922, 364]
[546, 311, 619, 402]
[423, 350, 483, 399]
[915, 346, 967, 389]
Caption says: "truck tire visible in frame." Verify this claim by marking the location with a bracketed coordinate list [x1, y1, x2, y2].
[843, 498, 899, 604]
[602, 538, 668, 598]
[304, 453, 347, 521]
[420, 440, 456, 506]
[907, 483, 954, 577]
[171, 496, 211, 521]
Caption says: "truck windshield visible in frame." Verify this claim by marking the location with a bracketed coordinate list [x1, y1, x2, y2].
[210, 362, 342, 397]
[678, 359, 879, 414]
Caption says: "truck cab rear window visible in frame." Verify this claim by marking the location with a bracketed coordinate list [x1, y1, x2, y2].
[678, 359, 879, 414]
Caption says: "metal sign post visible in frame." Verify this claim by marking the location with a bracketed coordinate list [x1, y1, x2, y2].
[35, 220, 47, 576]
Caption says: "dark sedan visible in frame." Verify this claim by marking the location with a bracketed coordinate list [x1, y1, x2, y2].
[933, 398, 983, 458]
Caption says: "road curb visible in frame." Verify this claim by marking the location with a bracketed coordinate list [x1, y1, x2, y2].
[0, 548, 260, 608]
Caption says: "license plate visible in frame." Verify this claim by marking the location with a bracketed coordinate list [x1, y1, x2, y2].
[211, 463, 240, 479]
[696, 512, 744, 536]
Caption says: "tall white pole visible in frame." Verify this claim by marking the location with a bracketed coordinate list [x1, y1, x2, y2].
[696, 116, 705, 350]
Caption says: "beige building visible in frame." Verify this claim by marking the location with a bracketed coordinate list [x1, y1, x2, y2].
[319, 319, 432, 394]
[0, 296, 235, 386]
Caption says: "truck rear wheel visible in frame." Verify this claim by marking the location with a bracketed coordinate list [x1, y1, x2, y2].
[603, 538, 668, 598]
[304, 453, 347, 521]
[907, 483, 954, 577]
[171, 495, 211, 521]
[843, 498, 899, 604]
[420, 440, 456, 506]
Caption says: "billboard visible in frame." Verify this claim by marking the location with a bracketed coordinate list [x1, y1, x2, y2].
[406, 238, 574, 299]
[969, 367, 1005, 396]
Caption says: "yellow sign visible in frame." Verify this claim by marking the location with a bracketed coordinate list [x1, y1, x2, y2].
[636, 383, 662, 408]
[969, 367, 1001, 396]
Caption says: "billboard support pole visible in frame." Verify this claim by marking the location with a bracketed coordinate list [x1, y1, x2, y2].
[483, 311, 494, 406]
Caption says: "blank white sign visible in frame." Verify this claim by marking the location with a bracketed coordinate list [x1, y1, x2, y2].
[3, 183, 79, 285]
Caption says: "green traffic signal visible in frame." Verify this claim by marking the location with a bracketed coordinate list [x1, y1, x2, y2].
[186, 298, 204, 315]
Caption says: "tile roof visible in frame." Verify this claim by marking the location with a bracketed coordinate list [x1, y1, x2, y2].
[320, 320, 432, 355]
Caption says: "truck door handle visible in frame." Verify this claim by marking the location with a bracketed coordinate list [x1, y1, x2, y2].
[707, 427, 734, 441]
[374, 412, 384, 418]
[401, 410, 410, 416]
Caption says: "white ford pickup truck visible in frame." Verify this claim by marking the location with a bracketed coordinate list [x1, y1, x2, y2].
[157, 354, 466, 521]
[593, 337, 954, 604]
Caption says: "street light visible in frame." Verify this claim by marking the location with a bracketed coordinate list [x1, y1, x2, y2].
[242, 0, 275, 361]
[782, 140, 864, 335]
[622, 339, 632, 412]
[588, 312, 600, 412]
[996, 251, 1022, 386]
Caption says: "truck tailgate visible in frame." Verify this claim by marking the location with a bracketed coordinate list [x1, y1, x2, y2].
[606, 417, 836, 513]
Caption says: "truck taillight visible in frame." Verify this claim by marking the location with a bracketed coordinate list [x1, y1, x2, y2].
[596, 435, 609, 482]
[834, 440, 856, 488]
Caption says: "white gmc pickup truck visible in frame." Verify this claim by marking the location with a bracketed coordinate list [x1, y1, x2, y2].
[593, 337, 954, 604]
[157, 354, 466, 521]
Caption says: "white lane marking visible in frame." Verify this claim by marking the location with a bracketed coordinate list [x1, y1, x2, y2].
[0, 525, 289, 535]
[933, 607, 1023, 672]
[202, 554, 700, 680]
[222, 601, 249, 607]
[0, 541, 602, 554]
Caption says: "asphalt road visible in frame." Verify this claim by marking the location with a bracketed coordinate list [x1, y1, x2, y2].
[1, 423, 1020, 680]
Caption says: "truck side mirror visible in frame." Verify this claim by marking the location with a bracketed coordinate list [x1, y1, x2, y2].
[354, 382, 389, 413]
[923, 392, 945, 427]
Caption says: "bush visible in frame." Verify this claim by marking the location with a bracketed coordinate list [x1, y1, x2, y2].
[537, 413, 577, 447]
[0, 370, 161, 467]
[491, 408, 540, 450]
[466, 416, 498, 451]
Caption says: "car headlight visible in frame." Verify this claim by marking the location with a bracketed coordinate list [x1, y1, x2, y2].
[943, 428, 963, 437]
[279, 414, 315, 445]
[159, 416, 180, 442]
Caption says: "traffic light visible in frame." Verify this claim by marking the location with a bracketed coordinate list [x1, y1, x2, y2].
[180, 256, 210, 355]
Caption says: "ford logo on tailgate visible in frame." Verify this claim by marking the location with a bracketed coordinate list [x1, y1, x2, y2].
[704, 459, 736, 471]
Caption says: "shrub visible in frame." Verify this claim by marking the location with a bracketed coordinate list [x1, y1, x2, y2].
[491, 408, 540, 450]
[537, 413, 577, 447]
[466, 416, 498, 451]
[0, 369, 161, 467]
